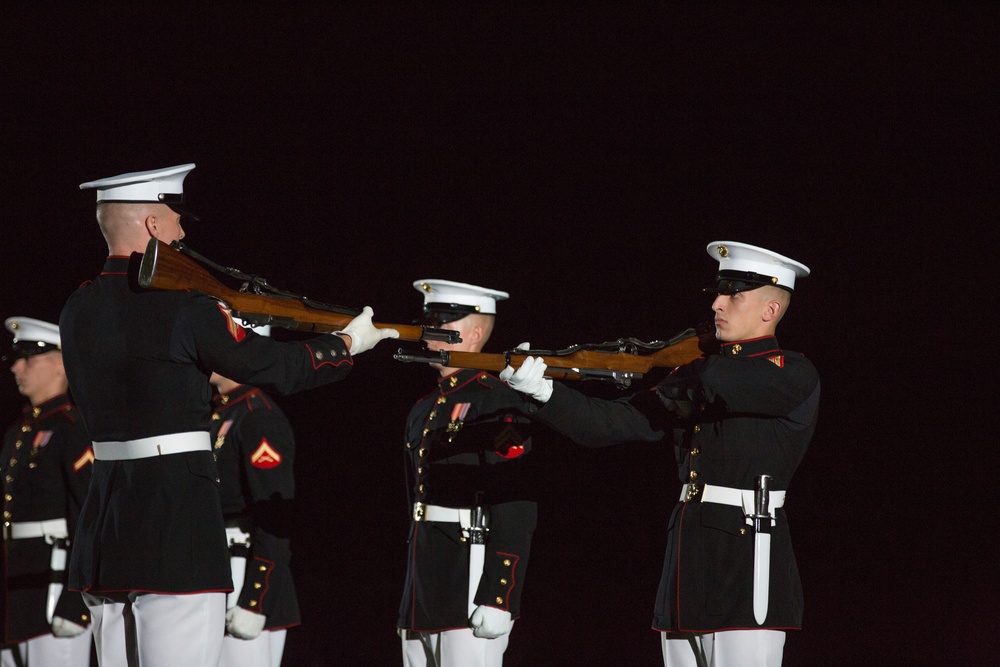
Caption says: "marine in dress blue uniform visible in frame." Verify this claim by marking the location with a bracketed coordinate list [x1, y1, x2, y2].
[502, 242, 819, 667]
[210, 322, 300, 667]
[59, 164, 396, 667]
[2, 317, 94, 667]
[398, 280, 537, 667]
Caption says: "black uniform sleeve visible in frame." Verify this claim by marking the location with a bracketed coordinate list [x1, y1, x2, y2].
[173, 296, 353, 395]
[473, 500, 537, 616]
[697, 353, 820, 419]
[231, 402, 296, 618]
[55, 411, 94, 627]
[527, 381, 669, 448]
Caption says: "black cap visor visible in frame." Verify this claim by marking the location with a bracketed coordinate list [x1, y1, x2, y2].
[3, 341, 60, 365]
[704, 270, 791, 295]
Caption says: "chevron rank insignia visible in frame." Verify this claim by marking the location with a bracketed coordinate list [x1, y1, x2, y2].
[73, 447, 95, 472]
[250, 439, 282, 468]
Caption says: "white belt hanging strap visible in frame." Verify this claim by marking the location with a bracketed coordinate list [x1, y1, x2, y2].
[93, 432, 212, 460]
[226, 527, 252, 610]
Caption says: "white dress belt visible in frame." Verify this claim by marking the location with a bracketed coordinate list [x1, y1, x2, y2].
[6, 518, 69, 540]
[93, 432, 211, 460]
[412, 503, 489, 528]
[679, 483, 786, 519]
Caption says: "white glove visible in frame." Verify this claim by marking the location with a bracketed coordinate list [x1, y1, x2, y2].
[336, 306, 399, 355]
[51, 616, 87, 638]
[469, 605, 513, 639]
[499, 356, 552, 403]
[226, 606, 267, 640]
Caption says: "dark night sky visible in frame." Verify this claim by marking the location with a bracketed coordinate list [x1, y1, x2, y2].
[2, 5, 996, 665]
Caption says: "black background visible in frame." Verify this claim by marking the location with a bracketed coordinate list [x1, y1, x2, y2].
[2, 5, 995, 665]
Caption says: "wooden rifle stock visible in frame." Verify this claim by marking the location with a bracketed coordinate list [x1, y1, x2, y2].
[395, 332, 710, 386]
[137, 239, 459, 344]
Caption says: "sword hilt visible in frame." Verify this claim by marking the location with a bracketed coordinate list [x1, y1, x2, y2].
[753, 474, 772, 533]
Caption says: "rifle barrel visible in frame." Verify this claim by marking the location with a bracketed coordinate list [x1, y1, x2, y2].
[138, 239, 459, 343]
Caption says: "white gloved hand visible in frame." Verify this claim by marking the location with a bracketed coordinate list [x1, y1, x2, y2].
[499, 356, 552, 403]
[336, 306, 399, 355]
[51, 616, 87, 638]
[469, 605, 513, 639]
[226, 606, 267, 640]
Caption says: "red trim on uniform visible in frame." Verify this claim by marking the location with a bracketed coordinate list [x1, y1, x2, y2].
[304, 342, 353, 369]
[494, 551, 520, 611]
[249, 557, 276, 610]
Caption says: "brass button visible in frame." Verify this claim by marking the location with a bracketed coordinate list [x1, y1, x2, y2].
[503, 559, 511, 567]
[437, 396, 447, 405]
[417, 467, 423, 474]
[740, 528, 746, 535]
[428, 411, 436, 420]
[423, 428, 429, 436]
[8, 459, 16, 467]
[249, 600, 258, 607]
[460, 536, 467, 542]
[418, 484, 425, 493]
[691, 448, 699, 456]
[693, 425, 701, 433]
[15, 441, 23, 450]
[406, 441, 413, 449]
[419, 448, 425, 457]
[731, 344, 742, 355]
[20, 425, 30, 433]
[3, 511, 10, 519]
[254, 583, 262, 589]
[500, 578, 508, 585]
[495, 597, 503, 604]
[211, 414, 220, 421]
[3, 494, 10, 501]
[689, 470, 698, 481]
[259, 565, 267, 572]
[82, 615, 88, 621]
[220, 395, 229, 405]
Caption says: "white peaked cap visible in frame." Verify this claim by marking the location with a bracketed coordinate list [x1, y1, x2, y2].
[706, 241, 810, 292]
[413, 279, 509, 315]
[5, 316, 61, 346]
[4, 316, 61, 362]
[80, 163, 196, 203]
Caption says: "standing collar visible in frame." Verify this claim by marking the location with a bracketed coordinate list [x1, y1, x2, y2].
[718, 335, 781, 358]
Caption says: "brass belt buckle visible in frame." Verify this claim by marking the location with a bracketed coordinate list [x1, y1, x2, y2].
[412, 502, 426, 522]
[685, 483, 701, 502]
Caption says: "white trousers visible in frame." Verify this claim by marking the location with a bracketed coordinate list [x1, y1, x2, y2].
[83, 591, 225, 667]
[401, 627, 510, 667]
[661, 630, 785, 667]
[0, 629, 93, 667]
[219, 629, 287, 667]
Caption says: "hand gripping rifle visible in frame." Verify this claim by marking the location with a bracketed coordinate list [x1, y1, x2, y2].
[137, 238, 461, 344]
[395, 327, 715, 387]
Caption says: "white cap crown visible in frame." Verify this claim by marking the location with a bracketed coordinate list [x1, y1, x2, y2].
[706, 241, 810, 292]
[80, 163, 195, 204]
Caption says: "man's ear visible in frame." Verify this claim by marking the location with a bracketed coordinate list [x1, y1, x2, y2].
[144, 214, 160, 239]
[762, 297, 783, 323]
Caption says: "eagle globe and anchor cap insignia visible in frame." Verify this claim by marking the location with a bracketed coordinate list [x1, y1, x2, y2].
[251, 438, 282, 469]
